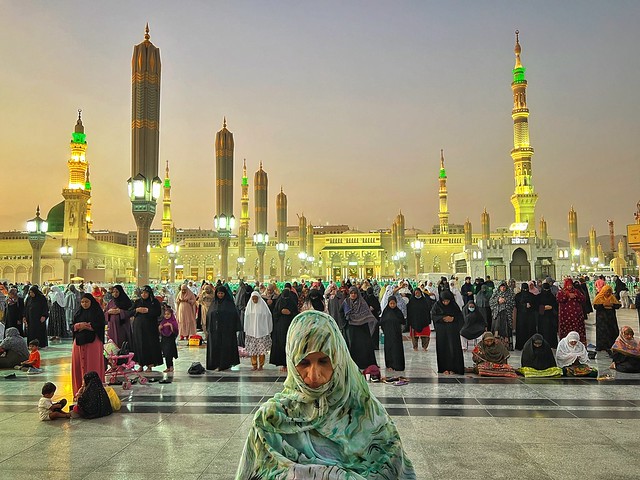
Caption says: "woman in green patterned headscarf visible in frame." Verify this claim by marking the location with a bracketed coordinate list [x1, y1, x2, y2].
[236, 310, 416, 479]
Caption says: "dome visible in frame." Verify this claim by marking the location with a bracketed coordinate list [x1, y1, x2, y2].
[46, 201, 65, 233]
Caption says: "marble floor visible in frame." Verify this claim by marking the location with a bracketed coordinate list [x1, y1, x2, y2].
[2, 308, 640, 479]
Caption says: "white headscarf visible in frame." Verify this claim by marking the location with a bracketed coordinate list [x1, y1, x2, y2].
[49, 286, 65, 308]
[556, 331, 589, 368]
[244, 291, 273, 338]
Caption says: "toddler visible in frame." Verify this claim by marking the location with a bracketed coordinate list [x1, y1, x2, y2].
[159, 306, 179, 372]
[16, 339, 42, 373]
[38, 382, 70, 420]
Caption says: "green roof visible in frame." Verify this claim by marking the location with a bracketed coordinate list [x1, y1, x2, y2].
[72, 132, 86, 144]
[46, 201, 65, 233]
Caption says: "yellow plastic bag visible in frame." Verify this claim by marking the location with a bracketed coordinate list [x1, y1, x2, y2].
[105, 386, 121, 411]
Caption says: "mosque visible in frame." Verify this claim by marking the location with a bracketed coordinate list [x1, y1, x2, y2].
[1, 30, 628, 285]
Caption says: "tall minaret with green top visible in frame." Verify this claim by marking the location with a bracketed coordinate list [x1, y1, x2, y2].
[509, 30, 538, 234]
[62, 110, 90, 240]
[438, 149, 449, 234]
[238, 159, 250, 264]
[161, 160, 173, 247]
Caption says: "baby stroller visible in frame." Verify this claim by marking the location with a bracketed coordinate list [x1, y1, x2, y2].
[104, 340, 148, 390]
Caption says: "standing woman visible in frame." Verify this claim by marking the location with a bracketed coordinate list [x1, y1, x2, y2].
[47, 286, 67, 341]
[489, 281, 515, 350]
[270, 288, 299, 372]
[104, 285, 132, 348]
[176, 284, 197, 341]
[406, 288, 433, 351]
[431, 290, 465, 375]
[364, 286, 382, 350]
[379, 297, 406, 371]
[64, 285, 79, 333]
[537, 283, 559, 348]
[71, 293, 106, 397]
[592, 285, 621, 354]
[128, 285, 162, 372]
[5, 288, 25, 336]
[24, 286, 49, 348]
[556, 278, 586, 345]
[341, 287, 378, 370]
[197, 284, 215, 340]
[244, 291, 273, 371]
[474, 283, 492, 329]
[206, 285, 240, 371]
[514, 283, 538, 350]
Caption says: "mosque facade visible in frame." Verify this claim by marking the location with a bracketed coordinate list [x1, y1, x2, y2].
[2, 30, 633, 285]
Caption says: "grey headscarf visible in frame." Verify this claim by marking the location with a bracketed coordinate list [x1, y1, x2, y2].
[0, 327, 28, 358]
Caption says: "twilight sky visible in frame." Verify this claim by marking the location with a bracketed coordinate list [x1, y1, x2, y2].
[1, 1, 638, 240]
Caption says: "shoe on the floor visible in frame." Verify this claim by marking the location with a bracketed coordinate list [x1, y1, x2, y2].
[4, 373, 17, 379]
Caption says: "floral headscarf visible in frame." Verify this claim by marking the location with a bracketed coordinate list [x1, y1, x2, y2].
[236, 311, 416, 479]
[612, 326, 640, 358]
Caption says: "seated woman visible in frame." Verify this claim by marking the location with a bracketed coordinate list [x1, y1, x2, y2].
[0, 327, 29, 369]
[556, 331, 598, 377]
[471, 332, 518, 378]
[236, 311, 416, 479]
[72, 371, 113, 419]
[519, 333, 563, 378]
[610, 326, 640, 373]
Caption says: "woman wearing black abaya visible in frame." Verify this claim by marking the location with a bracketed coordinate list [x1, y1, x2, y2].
[206, 285, 240, 371]
[379, 297, 405, 371]
[521, 334, 557, 371]
[270, 288, 299, 371]
[364, 287, 381, 350]
[24, 286, 49, 348]
[431, 290, 465, 375]
[5, 288, 25, 336]
[514, 283, 539, 350]
[128, 285, 162, 371]
[341, 287, 378, 370]
[489, 281, 515, 351]
[537, 283, 559, 348]
[406, 288, 433, 351]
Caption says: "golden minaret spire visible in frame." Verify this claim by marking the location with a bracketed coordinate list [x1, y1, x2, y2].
[161, 159, 173, 247]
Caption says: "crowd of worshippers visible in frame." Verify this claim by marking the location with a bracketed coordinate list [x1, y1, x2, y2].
[1, 275, 640, 381]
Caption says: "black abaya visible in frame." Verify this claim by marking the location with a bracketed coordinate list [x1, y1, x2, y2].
[128, 294, 163, 367]
[612, 351, 640, 373]
[5, 298, 24, 336]
[514, 290, 538, 350]
[269, 290, 298, 367]
[206, 287, 240, 371]
[594, 304, 620, 351]
[431, 295, 465, 374]
[379, 305, 405, 371]
[537, 289, 559, 349]
[25, 291, 49, 348]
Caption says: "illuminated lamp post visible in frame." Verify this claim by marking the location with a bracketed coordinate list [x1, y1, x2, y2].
[167, 243, 179, 283]
[128, 174, 162, 286]
[214, 214, 235, 281]
[59, 241, 73, 284]
[410, 239, 424, 277]
[26, 206, 48, 285]
[253, 232, 269, 282]
[276, 242, 288, 280]
[298, 251, 307, 276]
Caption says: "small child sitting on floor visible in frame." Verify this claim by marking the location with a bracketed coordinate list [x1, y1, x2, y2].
[16, 339, 42, 373]
[38, 382, 70, 420]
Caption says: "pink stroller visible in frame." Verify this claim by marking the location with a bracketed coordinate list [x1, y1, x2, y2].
[104, 340, 147, 390]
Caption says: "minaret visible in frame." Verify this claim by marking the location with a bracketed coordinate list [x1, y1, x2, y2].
[238, 159, 250, 264]
[539, 216, 548, 241]
[62, 110, 90, 241]
[130, 23, 161, 285]
[307, 223, 315, 262]
[481, 208, 490, 241]
[161, 160, 173, 247]
[464, 218, 472, 247]
[215, 117, 234, 221]
[253, 162, 268, 281]
[568, 206, 578, 255]
[597, 242, 605, 265]
[396, 211, 405, 253]
[85, 167, 93, 232]
[298, 213, 308, 256]
[438, 149, 449, 234]
[276, 187, 288, 279]
[589, 226, 597, 260]
[214, 117, 234, 280]
[509, 31, 538, 233]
